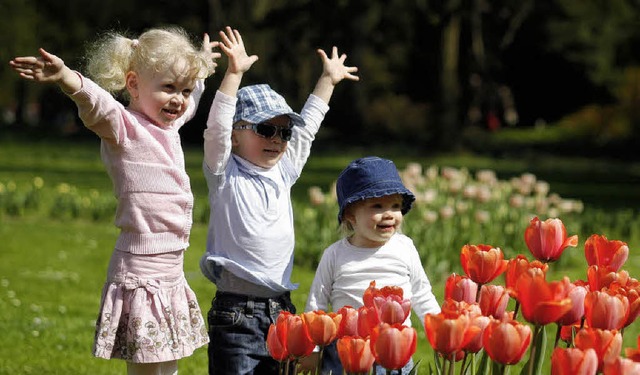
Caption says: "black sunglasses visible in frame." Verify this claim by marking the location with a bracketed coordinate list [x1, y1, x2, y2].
[233, 122, 293, 141]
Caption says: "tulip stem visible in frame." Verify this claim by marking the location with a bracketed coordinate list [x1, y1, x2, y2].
[459, 352, 469, 375]
[553, 323, 561, 348]
[513, 301, 520, 321]
[315, 347, 324, 375]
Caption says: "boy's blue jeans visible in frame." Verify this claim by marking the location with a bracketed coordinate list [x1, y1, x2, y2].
[207, 291, 296, 375]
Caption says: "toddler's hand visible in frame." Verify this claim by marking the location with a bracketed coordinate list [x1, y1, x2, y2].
[202, 33, 221, 75]
[218, 26, 259, 75]
[9, 48, 65, 83]
[318, 46, 359, 86]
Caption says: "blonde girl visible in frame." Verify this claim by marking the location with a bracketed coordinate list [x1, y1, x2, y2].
[10, 26, 220, 375]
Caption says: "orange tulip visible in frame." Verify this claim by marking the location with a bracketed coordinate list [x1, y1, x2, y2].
[445, 273, 479, 304]
[602, 357, 640, 375]
[336, 305, 359, 338]
[302, 310, 342, 347]
[587, 265, 630, 291]
[574, 327, 622, 372]
[440, 299, 482, 319]
[608, 282, 640, 328]
[524, 217, 578, 262]
[336, 336, 375, 374]
[460, 244, 508, 284]
[284, 313, 316, 358]
[515, 272, 573, 325]
[550, 347, 598, 375]
[424, 312, 480, 356]
[478, 284, 510, 319]
[370, 323, 417, 371]
[266, 315, 290, 361]
[504, 255, 548, 298]
[556, 281, 589, 326]
[584, 290, 629, 330]
[482, 316, 531, 365]
[373, 294, 411, 325]
[584, 234, 629, 272]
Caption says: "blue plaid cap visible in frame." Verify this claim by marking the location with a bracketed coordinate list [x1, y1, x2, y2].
[336, 156, 416, 223]
[233, 84, 305, 127]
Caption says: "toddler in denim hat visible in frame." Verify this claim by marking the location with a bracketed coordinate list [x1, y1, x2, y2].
[200, 27, 359, 374]
[301, 156, 441, 375]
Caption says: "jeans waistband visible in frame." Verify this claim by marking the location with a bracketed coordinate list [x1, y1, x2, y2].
[215, 290, 291, 304]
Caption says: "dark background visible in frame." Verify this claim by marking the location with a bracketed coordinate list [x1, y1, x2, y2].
[2, 0, 639, 156]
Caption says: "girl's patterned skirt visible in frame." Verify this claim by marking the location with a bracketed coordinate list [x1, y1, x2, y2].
[93, 249, 209, 363]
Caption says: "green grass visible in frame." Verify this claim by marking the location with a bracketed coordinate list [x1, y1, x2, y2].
[2, 137, 640, 374]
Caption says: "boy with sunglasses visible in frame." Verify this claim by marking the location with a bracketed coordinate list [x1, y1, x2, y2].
[200, 27, 359, 374]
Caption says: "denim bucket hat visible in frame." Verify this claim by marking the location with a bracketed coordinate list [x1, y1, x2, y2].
[336, 156, 416, 223]
[233, 84, 305, 127]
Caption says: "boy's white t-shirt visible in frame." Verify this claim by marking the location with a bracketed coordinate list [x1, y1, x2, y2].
[305, 233, 441, 326]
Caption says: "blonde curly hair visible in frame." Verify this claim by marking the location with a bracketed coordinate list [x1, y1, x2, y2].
[85, 26, 214, 101]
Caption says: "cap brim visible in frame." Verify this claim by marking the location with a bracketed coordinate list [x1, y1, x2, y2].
[242, 110, 305, 127]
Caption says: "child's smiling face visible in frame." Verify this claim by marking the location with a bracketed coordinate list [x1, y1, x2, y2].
[344, 194, 404, 248]
[126, 59, 196, 127]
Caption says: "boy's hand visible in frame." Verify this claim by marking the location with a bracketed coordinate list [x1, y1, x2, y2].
[218, 26, 259, 75]
[9, 48, 66, 83]
[202, 33, 222, 75]
[317, 46, 359, 86]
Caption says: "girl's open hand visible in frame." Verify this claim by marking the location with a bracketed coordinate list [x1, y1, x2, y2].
[9, 48, 65, 83]
[218, 26, 259, 75]
[202, 33, 221, 75]
[317, 46, 359, 86]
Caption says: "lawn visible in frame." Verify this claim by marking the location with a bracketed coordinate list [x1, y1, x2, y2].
[1, 136, 640, 374]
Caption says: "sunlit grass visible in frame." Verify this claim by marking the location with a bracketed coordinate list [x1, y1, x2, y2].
[2, 137, 640, 373]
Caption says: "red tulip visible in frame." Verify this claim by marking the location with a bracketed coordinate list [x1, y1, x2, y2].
[373, 294, 411, 325]
[560, 323, 581, 345]
[624, 334, 640, 362]
[424, 312, 480, 356]
[357, 305, 380, 338]
[551, 347, 598, 375]
[574, 327, 622, 372]
[460, 244, 508, 284]
[584, 290, 629, 330]
[524, 217, 578, 262]
[284, 313, 316, 358]
[266, 315, 290, 361]
[302, 310, 342, 347]
[478, 284, 510, 319]
[504, 255, 548, 298]
[462, 314, 490, 353]
[482, 316, 531, 365]
[336, 305, 359, 338]
[362, 280, 403, 308]
[336, 336, 375, 374]
[602, 357, 640, 375]
[556, 281, 589, 326]
[370, 323, 417, 371]
[445, 273, 478, 304]
[584, 234, 628, 272]
[515, 272, 573, 325]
